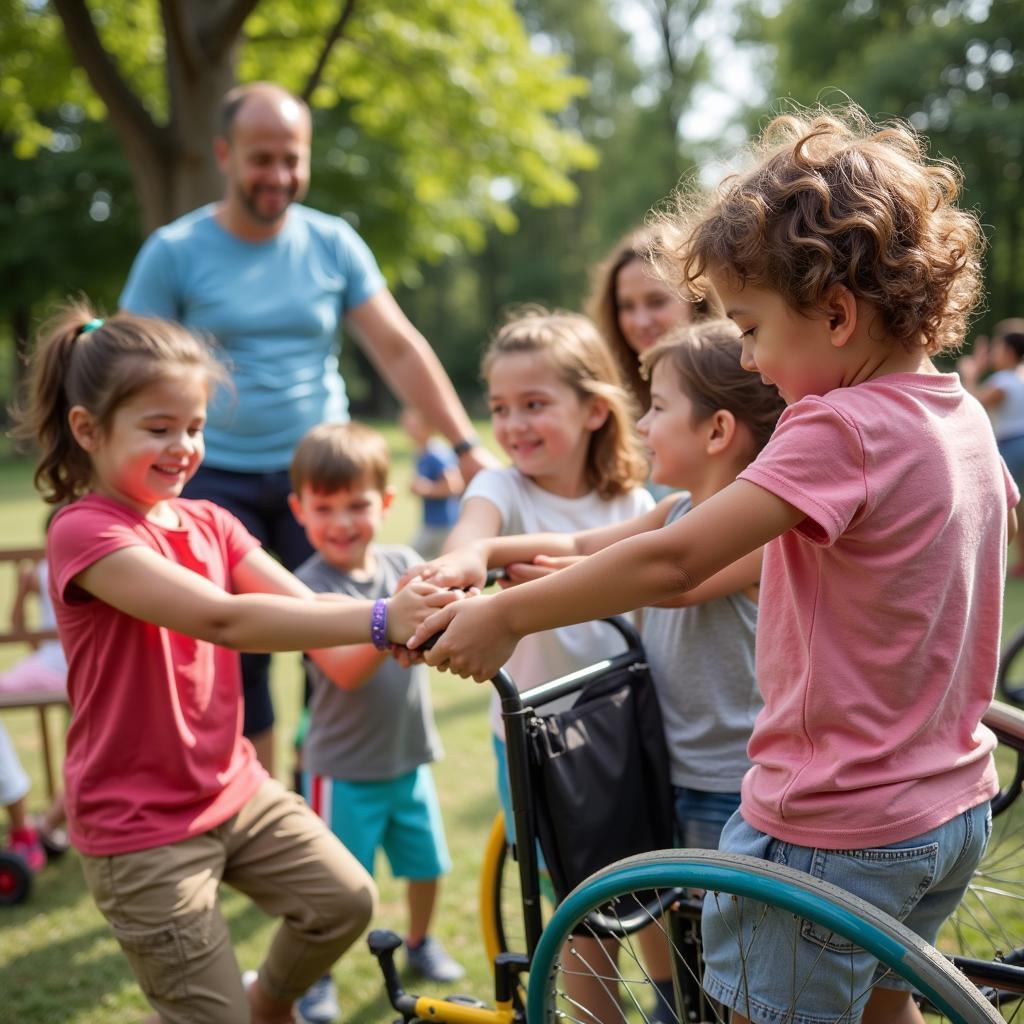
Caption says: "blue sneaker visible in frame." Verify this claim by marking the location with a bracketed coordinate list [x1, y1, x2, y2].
[405, 935, 465, 983]
[296, 973, 340, 1024]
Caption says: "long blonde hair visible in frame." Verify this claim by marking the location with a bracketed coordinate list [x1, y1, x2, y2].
[482, 307, 648, 498]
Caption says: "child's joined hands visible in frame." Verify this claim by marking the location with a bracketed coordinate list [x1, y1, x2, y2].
[386, 577, 467, 646]
[407, 594, 519, 682]
[396, 546, 489, 593]
[501, 554, 585, 586]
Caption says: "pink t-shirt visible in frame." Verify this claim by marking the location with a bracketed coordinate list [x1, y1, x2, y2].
[49, 495, 267, 855]
[739, 372, 1017, 848]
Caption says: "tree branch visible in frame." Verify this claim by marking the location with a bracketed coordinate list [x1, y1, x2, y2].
[203, 0, 261, 63]
[302, 0, 359, 102]
[50, 0, 168, 152]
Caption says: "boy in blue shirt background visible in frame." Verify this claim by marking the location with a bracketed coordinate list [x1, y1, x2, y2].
[400, 407, 464, 560]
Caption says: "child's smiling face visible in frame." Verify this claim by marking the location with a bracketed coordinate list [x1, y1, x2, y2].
[82, 367, 208, 519]
[637, 361, 708, 489]
[289, 480, 391, 573]
[487, 351, 608, 498]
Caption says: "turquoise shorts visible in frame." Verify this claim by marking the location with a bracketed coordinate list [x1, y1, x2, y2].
[701, 802, 991, 1023]
[302, 765, 451, 881]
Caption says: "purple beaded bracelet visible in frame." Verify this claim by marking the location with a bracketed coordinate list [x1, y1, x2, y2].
[370, 597, 390, 651]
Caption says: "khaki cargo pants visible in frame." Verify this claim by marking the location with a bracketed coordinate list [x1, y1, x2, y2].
[80, 778, 377, 1023]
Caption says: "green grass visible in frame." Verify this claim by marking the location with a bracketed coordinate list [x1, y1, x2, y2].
[4, 434, 1024, 1024]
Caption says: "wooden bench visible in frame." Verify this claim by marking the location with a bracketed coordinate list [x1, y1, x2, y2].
[0, 546, 68, 797]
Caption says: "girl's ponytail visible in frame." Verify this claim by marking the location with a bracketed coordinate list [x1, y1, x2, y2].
[11, 301, 98, 504]
[11, 300, 224, 504]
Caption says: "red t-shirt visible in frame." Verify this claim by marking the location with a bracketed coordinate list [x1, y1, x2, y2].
[49, 495, 267, 855]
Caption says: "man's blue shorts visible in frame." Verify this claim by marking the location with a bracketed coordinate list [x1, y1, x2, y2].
[302, 765, 451, 880]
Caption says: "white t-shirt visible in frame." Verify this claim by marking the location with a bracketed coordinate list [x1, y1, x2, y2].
[987, 368, 1024, 441]
[462, 468, 654, 736]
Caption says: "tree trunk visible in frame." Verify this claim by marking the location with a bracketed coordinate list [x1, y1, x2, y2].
[163, 0, 239, 221]
[51, 0, 251, 233]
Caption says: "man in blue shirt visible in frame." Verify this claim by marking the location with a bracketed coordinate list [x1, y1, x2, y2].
[120, 82, 491, 792]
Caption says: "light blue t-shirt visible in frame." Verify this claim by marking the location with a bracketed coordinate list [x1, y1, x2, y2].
[120, 203, 386, 471]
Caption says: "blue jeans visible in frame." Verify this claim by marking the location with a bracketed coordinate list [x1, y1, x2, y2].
[701, 802, 992, 1023]
[673, 786, 740, 850]
[184, 465, 313, 736]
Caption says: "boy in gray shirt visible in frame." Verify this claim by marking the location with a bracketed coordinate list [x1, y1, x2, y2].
[288, 423, 464, 1023]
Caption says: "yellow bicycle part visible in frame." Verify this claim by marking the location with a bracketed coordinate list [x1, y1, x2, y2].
[411, 996, 516, 1024]
[478, 811, 508, 967]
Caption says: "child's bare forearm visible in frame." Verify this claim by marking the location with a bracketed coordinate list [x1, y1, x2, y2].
[491, 481, 799, 637]
[477, 532, 579, 567]
[210, 594, 376, 652]
[497, 530, 691, 638]
[307, 643, 387, 690]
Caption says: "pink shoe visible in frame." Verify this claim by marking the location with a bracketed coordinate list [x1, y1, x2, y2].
[7, 827, 47, 873]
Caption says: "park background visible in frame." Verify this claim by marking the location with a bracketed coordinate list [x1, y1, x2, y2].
[1, 0, 1022, 1020]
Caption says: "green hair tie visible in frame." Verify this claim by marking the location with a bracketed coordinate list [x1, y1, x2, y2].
[76, 318, 104, 336]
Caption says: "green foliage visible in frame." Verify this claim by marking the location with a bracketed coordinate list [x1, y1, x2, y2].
[0, 119, 140, 320]
[2, 0, 595, 275]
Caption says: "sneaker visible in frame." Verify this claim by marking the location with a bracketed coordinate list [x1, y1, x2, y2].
[30, 814, 69, 858]
[405, 936, 465, 983]
[296, 973, 339, 1024]
[6, 827, 46, 873]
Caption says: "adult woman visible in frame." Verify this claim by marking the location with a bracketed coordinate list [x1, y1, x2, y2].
[586, 224, 723, 408]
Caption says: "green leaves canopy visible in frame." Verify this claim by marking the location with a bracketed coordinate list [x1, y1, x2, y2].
[2, 0, 596, 278]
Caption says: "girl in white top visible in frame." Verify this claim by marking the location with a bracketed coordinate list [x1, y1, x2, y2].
[408, 308, 652, 816]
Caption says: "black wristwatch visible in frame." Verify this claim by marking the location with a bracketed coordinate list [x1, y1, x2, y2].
[453, 436, 480, 457]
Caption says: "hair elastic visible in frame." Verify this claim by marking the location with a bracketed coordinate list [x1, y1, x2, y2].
[75, 318, 105, 337]
[370, 598, 390, 650]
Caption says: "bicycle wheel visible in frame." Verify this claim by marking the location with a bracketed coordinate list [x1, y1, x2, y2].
[527, 849, 1004, 1024]
[937, 701, 1024, 1010]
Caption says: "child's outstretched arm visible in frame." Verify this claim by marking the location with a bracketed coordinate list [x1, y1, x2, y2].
[410, 480, 801, 681]
[649, 547, 764, 607]
[74, 546, 456, 651]
[403, 496, 674, 589]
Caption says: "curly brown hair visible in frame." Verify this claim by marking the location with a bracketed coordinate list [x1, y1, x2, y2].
[654, 105, 985, 356]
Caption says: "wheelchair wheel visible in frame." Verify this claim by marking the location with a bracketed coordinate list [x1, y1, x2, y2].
[936, 701, 1024, 1012]
[527, 849, 1004, 1023]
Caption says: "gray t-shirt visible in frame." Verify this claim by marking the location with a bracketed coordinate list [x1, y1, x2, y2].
[642, 495, 762, 791]
[296, 546, 442, 781]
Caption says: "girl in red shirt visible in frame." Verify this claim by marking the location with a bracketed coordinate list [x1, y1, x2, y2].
[14, 302, 457, 1024]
